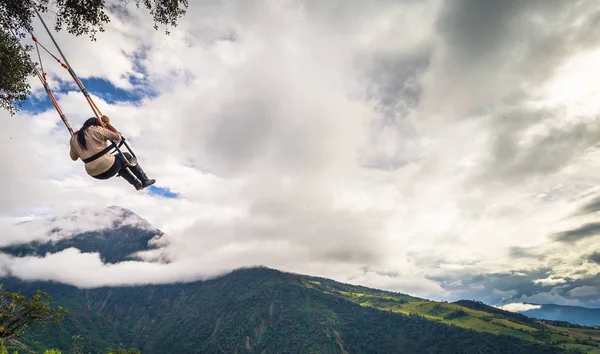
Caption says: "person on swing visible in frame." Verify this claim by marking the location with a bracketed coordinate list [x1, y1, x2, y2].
[69, 115, 155, 190]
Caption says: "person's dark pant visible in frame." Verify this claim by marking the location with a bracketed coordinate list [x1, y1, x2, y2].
[92, 153, 149, 189]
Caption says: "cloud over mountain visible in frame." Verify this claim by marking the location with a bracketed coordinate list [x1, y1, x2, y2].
[1, 0, 600, 304]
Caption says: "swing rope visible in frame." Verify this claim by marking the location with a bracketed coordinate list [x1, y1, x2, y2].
[32, 33, 68, 70]
[1, 0, 138, 167]
[0, 10, 73, 135]
[26, 0, 105, 124]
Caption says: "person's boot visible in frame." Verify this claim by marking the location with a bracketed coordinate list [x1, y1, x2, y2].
[129, 162, 155, 189]
[142, 178, 156, 188]
[118, 169, 143, 190]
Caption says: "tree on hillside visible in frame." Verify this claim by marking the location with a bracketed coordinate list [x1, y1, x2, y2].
[108, 349, 141, 354]
[0, 285, 67, 339]
[0, 339, 17, 354]
[0, 0, 189, 115]
[42, 350, 61, 354]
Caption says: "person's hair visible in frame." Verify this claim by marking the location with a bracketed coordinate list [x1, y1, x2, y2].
[77, 117, 101, 150]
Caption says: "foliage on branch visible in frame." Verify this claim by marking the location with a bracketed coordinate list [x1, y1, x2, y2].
[0, 285, 67, 339]
[0, 0, 188, 115]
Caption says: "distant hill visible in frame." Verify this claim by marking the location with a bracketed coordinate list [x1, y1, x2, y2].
[515, 304, 600, 327]
[1, 207, 599, 353]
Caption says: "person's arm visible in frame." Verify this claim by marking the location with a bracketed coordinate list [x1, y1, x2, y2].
[69, 136, 79, 161]
[100, 115, 122, 141]
[105, 122, 119, 134]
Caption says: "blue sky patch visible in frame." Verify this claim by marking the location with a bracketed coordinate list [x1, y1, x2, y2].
[80, 77, 157, 104]
[147, 185, 180, 199]
[19, 55, 156, 116]
[18, 94, 55, 114]
[19, 76, 78, 115]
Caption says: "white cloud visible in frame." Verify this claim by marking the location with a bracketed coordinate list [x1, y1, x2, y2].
[2, 0, 600, 304]
[534, 278, 567, 286]
[497, 303, 542, 313]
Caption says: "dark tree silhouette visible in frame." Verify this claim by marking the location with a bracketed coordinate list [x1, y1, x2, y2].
[0, 0, 188, 114]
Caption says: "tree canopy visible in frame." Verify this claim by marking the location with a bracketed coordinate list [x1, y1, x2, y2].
[0, 0, 188, 115]
[0, 284, 67, 339]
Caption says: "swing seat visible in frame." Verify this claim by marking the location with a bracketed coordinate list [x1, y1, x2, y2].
[82, 136, 137, 168]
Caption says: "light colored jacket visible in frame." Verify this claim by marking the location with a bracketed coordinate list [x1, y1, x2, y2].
[70, 126, 121, 176]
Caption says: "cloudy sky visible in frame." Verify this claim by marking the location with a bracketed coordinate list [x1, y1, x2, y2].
[1, 0, 600, 308]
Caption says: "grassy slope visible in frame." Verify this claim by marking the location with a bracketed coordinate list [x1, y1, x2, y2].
[300, 276, 600, 353]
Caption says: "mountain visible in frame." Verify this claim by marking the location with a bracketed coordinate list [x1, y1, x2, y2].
[1, 207, 599, 353]
[3, 268, 594, 354]
[516, 304, 600, 327]
[0, 206, 164, 263]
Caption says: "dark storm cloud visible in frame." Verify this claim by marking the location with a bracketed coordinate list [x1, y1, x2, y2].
[437, 0, 600, 79]
[484, 118, 600, 183]
[563, 277, 600, 301]
[553, 223, 600, 243]
[575, 196, 600, 216]
[427, 268, 551, 303]
[428, 267, 600, 307]
[589, 252, 600, 264]
[509, 246, 545, 260]
[436, 0, 528, 62]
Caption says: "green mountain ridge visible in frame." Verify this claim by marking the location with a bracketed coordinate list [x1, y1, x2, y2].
[2, 267, 599, 354]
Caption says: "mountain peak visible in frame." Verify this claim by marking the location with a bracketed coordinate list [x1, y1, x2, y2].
[83, 205, 156, 231]
[1, 205, 164, 264]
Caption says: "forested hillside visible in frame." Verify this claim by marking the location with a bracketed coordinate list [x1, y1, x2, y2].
[3, 267, 597, 353]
